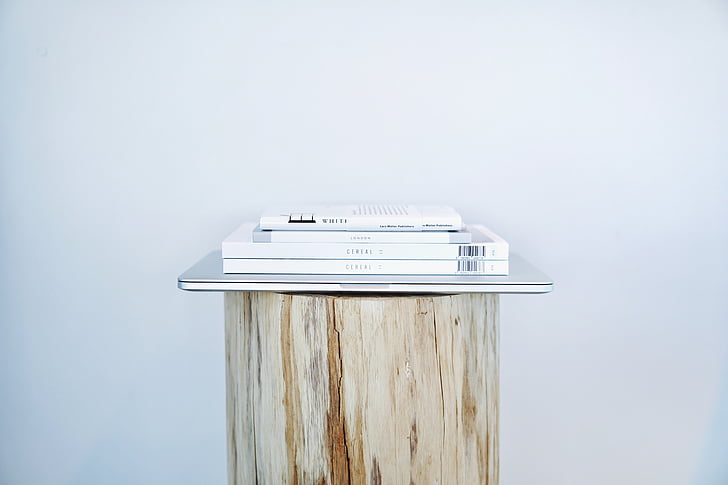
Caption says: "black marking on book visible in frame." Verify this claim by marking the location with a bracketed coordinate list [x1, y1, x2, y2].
[457, 260, 492, 273]
[457, 245, 488, 257]
[288, 213, 316, 223]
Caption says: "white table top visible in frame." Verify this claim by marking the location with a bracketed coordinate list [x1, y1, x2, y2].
[178, 251, 553, 294]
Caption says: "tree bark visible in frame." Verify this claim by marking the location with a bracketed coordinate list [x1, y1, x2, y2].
[224, 292, 499, 485]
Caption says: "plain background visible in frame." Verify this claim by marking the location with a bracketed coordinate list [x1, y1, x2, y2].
[1, 1, 727, 484]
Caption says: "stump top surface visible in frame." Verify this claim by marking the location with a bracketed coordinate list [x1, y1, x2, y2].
[179, 251, 552, 294]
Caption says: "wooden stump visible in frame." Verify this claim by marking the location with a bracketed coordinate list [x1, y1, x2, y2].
[224, 292, 499, 485]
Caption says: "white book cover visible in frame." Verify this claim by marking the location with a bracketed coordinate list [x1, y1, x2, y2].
[252, 225, 473, 244]
[222, 258, 509, 275]
[223, 223, 507, 260]
[259, 204, 463, 231]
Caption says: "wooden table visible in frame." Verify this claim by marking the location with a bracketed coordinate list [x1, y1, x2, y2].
[179, 252, 551, 485]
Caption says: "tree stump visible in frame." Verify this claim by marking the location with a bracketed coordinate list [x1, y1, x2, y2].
[224, 292, 499, 485]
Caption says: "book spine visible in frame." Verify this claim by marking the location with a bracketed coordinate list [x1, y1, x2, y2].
[253, 231, 471, 244]
[259, 219, 461, 231]
[259, 205, 463, 231]
[222, 259, 509, 275]
[223, 242, 508, 260]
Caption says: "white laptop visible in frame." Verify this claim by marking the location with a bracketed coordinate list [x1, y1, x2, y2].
[178, 251, 552, 294]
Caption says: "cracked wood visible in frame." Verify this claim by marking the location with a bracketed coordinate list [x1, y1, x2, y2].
[225, 292, 499, 485]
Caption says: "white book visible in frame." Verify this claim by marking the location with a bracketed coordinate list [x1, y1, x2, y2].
[223, 223, 507, 260]
[223, 258, 509, 275]
[259, 204, 463, 231]
[252, 225, 473, 244]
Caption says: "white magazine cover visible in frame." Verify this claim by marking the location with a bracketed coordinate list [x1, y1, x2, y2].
[259, 204, 463, 231]
[251, 225, 473, 244]
[223, 223, 508, 260]
[222, 258, 509, 275]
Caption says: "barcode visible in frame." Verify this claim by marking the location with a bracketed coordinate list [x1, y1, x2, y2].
[458, 245, 489, 257]
[457, 260, 493, 273]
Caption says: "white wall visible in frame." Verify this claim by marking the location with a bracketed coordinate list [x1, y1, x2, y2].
[1, 1, 727, 484]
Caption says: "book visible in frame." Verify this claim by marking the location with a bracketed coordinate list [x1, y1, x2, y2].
[252, 225, 473, 244]
[222, 258, 509, 275]
[259, 204, 463, 231]
[223, 223, 507, 259]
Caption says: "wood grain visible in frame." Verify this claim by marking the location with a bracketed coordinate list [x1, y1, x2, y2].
[224, 292, 499, 485]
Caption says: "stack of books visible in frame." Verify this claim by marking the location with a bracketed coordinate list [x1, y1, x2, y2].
[222, 205, 509, 275]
